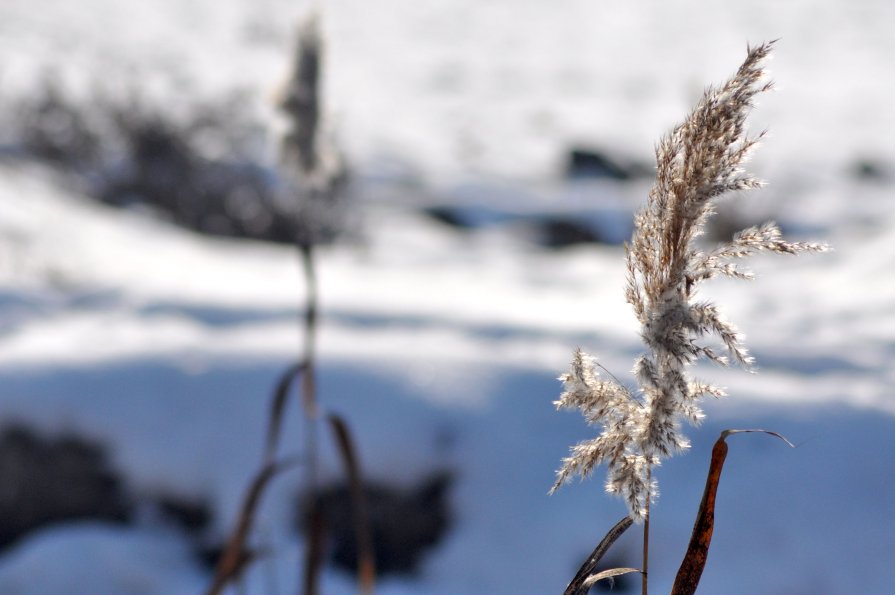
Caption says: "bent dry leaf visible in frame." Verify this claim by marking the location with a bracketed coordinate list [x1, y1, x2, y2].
[207, 361, 307, 595]
[302, 414, 375, 595]
[670, 429, 794, 595]
[582, 567, 641, 589]
[206, 457, 301, 595]
[564, 516, 634, 595]
[266, 360, 307, 463]
[327, 413, 376, 594]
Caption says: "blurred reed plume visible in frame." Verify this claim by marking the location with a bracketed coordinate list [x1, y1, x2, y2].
[551, 41, 826, 520]
[278, 13, 349, 247]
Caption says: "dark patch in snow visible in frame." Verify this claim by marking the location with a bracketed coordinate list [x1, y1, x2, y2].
[95, 116, 298, 243]
[419, 203, 633, 248]
[564, 147, 651, 181]
[137, 492, 219, 570]
[8, 80, 103, 169]
[422, 205, 475, 229]
[4, 80, 349, 246]
[532, 217, 607, 248]
[700, 202, 768, 244]
[0, 425, 131, 551]
[850, 158, 891, 183]
[298, 471, 454, 577]
[152, 493, 213, 534]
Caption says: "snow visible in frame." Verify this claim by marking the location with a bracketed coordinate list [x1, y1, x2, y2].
[0, 523, 207, 595]
[1, 0, 894, 593]
[4, 0, 894, 182]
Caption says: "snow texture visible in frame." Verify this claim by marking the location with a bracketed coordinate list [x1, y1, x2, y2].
[1, 1, 893, 593]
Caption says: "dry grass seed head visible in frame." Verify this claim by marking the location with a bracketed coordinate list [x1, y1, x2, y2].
[552, 41, 828, 521]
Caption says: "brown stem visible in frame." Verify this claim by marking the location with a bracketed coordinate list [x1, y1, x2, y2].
[299, 242, 322, 595]
[299, 243, 319, 415]
[299, 243, 319, 474]
[642, 466, 651, 595]
[328, 415, 376, 594]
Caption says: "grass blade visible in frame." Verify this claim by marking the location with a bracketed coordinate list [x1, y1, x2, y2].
[564, 516, 634, 595]
[328, 413, 376, 594]
[266, 360, 306, 463]
[207, 364, 308, 595]
[582, 567, 641, 589]
[207, 458, 299, 595]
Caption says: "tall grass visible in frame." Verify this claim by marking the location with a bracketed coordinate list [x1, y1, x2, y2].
[551, 41, 827, 593]
[208, 13, 372, 595]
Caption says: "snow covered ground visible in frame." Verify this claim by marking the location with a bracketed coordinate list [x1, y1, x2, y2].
[1, 1, 894, 594]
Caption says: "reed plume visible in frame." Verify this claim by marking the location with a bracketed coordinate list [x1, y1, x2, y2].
[551, 41, 827, 521]
[279, 13, 348, 248]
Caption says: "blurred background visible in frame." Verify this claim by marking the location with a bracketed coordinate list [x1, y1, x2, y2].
[0, 0, 893, 593]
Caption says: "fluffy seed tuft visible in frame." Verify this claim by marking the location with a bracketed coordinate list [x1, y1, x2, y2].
[552, 42, 828, 520]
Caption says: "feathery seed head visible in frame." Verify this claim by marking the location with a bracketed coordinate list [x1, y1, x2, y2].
[552, 41, 828, 521]
[278, 13, 349, 247]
